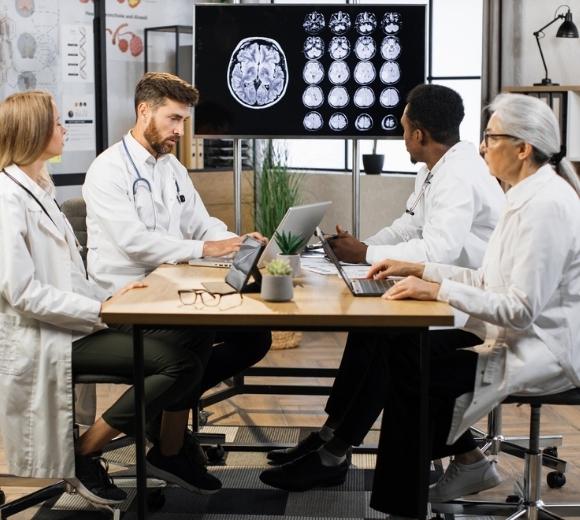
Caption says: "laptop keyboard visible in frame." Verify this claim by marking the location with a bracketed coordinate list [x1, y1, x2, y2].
[351, 278, 394, 295]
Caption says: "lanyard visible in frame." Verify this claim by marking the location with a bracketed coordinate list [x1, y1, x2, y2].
[2, 169, 83, 251]
[2, 169, 58, 225]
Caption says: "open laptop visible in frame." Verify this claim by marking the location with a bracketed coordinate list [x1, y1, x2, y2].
[315, 227, 395, 297]
[189, 201, 331, 268]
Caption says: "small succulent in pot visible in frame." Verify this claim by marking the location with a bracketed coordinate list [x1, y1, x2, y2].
[265, 258, 293, 276]
[274, 231, 308, 255]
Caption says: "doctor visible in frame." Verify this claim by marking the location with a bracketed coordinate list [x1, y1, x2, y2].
[82, 72, 272, 464]
[369, 93, 580, 518]
[261, 84, 506, 491]
[0, 91, 217, 506]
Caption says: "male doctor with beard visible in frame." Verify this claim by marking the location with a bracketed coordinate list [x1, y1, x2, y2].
[82, 73, 271, 478]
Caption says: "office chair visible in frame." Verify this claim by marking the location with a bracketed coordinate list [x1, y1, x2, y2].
[432, 388, 580, 520]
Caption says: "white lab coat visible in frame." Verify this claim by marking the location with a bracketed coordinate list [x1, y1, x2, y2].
[365, 142, 506, 268]
[83, 132, 235, 293]
[0, 166, 106, 478]
[422, 165, 580, 444]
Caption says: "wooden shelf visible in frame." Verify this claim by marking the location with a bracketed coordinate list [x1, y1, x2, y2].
[503, 85, 580, 93]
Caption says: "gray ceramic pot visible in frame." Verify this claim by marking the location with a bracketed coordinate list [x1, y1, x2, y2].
[261, 275, 293, 302]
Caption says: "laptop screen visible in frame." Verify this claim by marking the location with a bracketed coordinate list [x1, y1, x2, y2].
[315, 227, 353, 290]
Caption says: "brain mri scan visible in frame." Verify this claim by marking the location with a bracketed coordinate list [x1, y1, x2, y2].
[303, 11, 325, 34]
[304, 111, 324, 131]
[329, 36, 351, 60]
[355, 12, 377, 35]
[329, 112, 348, 131]
[353, 61, 376, 85]
[381, 36, 401, 60]
[228, 37, 288, 109]
[329, 11, 352, 35]
[381, 115, 398, 130]
[353, 87, 375, 108]
[381, 12, 402, 34]
[380, 87, 400, 107]
[303, 60, 324, 85]
[328, 86, 349, 108]
[303, 36, 325, 60]
[302, 85, 324, 109]
[328, 60, 350, 85]
[355, 113, 373, 131]
[380, 61, 401, 84]
[354, 36, 376, 60]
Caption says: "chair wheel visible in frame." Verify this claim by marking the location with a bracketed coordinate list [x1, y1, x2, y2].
[0, 488, 5, 505]
[205, 444, 226, 465]
[506, 494, 521, 503]
[547, 471, 566, 488]
[147, 489, 165, 510]
[544, 447, 559, 458]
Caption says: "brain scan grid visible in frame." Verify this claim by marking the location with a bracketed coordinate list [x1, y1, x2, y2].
[300, 9, 403, 132]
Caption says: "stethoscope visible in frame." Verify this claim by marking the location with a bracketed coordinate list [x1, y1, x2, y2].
[121, 137, 185, 230]
[405, 171, 433, 216]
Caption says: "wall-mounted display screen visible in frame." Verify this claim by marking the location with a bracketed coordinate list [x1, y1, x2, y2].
[193, 4, 426, 138]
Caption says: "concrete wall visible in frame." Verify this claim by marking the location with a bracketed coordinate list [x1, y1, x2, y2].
[298, 173, 415, 239]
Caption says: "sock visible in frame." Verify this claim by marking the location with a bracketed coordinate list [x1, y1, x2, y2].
[319, 425, 334, 442]
[318, 446, 346, 467]
[324, 435, 351, 457]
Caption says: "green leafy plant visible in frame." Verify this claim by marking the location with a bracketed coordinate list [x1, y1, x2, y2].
[266, 258, 293, 276]
[274, 230, 307, 255]
[255, 142, 303, 239]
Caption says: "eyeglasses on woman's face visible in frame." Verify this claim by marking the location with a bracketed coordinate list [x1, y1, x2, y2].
[482, 131, 520, 149]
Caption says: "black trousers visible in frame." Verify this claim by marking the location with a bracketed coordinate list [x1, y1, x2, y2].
[370, 329, 480, 517]
[140, 327, 272, 441]
[325, 329, 481, 447]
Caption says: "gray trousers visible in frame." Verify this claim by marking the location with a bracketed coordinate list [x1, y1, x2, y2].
[72, 328, 214, 436]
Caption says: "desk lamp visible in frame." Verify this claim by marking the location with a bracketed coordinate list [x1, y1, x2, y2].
[533, 6, 578, 85]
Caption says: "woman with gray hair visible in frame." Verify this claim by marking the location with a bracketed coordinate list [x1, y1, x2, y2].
[366, 93, 580, 519]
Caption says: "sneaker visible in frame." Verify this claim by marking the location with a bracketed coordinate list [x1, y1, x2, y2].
[260, 451, 349, 491]
[146, 446, 221, 495]
[429, 458, 502, 503]
[266, 432, 326, 465]
[67, 453, 127, 505]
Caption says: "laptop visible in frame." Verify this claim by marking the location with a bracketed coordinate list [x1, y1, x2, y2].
[315, 227, 395, 297]
[189, 201, 331, 268]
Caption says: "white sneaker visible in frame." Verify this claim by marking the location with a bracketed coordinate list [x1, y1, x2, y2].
[429, 458, 502, 503]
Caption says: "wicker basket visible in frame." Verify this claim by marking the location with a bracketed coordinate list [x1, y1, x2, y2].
[270, 330, 302, 350]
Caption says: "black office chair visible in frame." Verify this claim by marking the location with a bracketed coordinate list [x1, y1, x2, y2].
[433, 388, 580, 520]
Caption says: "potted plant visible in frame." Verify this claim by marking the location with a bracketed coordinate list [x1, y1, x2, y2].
[261, 258, 294, 302]
[362, 139, 384, 174]
[274, 230, 307, 277]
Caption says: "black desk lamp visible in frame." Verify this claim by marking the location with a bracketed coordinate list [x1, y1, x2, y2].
[533, 6, 579, 86]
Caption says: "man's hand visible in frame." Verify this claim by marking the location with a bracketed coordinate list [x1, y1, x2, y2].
[202, 236, 244, 257]
[328, 225, 368, 263]
[243, 231, 268, 244]
[367, 259, 425, 280]
[382, 276, 440, 301]
[100, 281, 147, 315]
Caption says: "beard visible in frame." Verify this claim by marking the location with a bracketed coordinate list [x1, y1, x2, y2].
[144, 118, 179, 155]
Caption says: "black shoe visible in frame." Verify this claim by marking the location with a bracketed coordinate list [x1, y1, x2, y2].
[184, 430, 209, 467]
[67, 453, 127, 505]
[266, 432, 327, 465]
[146, 446, 221, 495]
[260, 451, 349, 491]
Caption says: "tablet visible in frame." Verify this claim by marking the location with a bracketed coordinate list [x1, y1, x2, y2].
[201, 236, 264, 294]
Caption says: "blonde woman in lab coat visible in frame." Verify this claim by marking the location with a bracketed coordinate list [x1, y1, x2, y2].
[367, 93, 580, 519]
[0, 91, 219, 506]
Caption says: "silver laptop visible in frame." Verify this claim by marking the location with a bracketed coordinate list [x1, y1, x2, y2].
[315, 227, 395, 297]
[189, 201, 331, 268]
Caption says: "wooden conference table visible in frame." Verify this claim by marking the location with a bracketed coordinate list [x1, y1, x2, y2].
[101, 264, 454, 520]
